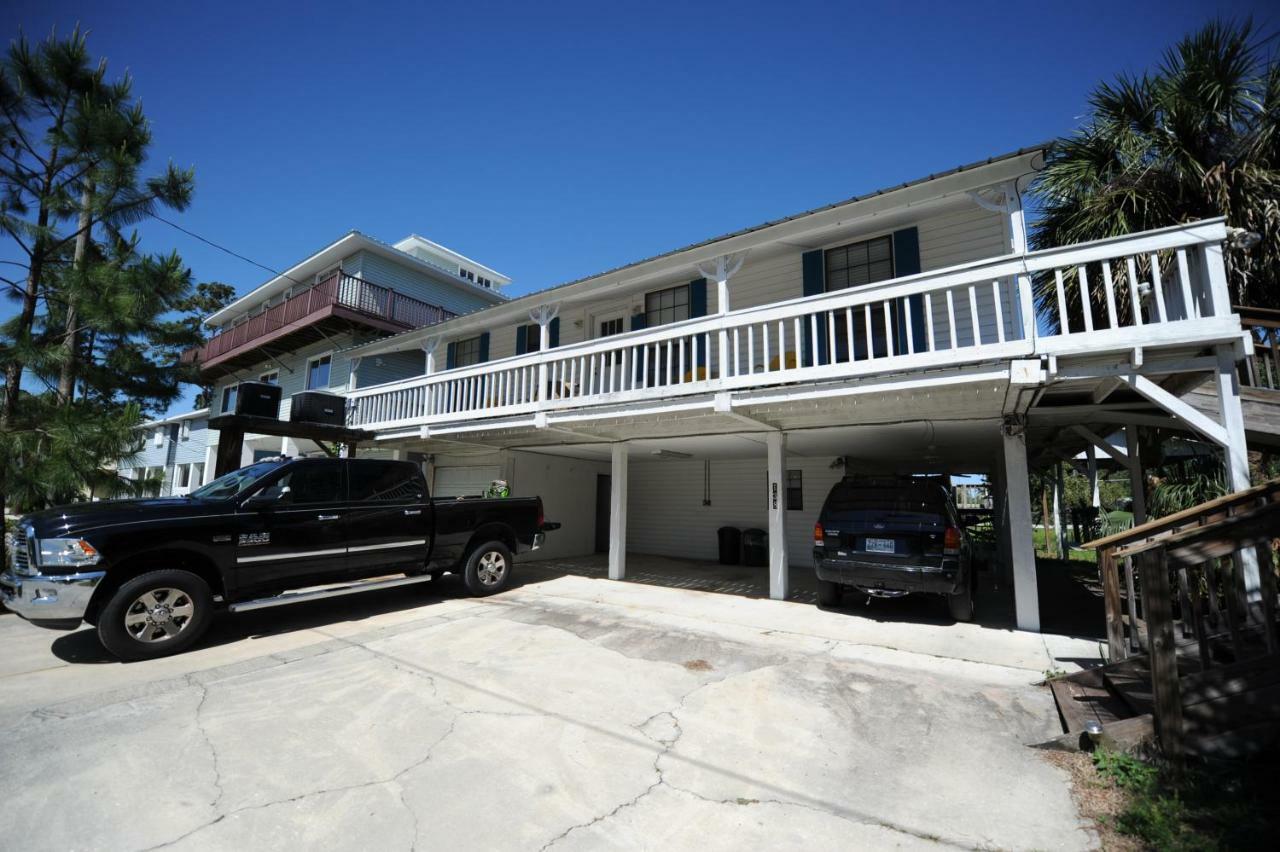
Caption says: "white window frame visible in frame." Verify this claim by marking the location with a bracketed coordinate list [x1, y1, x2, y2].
[306, 352, 335, 390]
[259, 370, 279, 385]
[180, 420, 192, 441]
[220, 385, 238, 414]
[153, 428, 164, 448]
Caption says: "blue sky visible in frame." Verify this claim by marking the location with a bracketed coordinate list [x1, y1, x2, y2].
[2, 0, 1274, 413]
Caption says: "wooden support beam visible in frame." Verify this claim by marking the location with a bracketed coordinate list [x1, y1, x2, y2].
[1137, 547, 1184, 766]
[214, 427, 245, 477]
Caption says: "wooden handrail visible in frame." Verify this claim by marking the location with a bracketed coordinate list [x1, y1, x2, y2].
[1082, 478, 1280, 552]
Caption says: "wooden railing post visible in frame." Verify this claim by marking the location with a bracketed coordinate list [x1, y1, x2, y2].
[1101, 548, 1127, 661]
[1138, 546, 1184, 765]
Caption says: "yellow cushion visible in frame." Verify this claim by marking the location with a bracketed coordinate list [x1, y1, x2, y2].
[768, 352, 798, 371]
[682, 366, 709, 382]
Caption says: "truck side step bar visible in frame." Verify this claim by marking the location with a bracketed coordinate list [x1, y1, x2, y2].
[228, 574, 432, 613]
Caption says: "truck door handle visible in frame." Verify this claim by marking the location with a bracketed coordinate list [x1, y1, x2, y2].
[317, 514, 340, 521]
[403, 509, 421, 516]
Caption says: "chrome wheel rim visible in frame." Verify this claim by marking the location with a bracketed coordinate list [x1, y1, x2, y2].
[124, 588, 194, 643]
[476, 551, 507, 586]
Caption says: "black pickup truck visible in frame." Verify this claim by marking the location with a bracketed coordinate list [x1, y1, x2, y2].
[2, 457, 556, 660]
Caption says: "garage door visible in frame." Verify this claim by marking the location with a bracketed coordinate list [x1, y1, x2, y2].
[433, 465, 503, 498]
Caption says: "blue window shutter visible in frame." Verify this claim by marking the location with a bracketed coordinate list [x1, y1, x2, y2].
[689, 278, 707, 317]
[478, 332, 490, 363]
[892, 228, 923, 355]
[515, 325, 527, 356]
[549, 318, 560, 348]
[801, 250, 826, 366]
[445, 342, 457, 370]
[631, 313, 646, 331]
[689, 278, 707, 366]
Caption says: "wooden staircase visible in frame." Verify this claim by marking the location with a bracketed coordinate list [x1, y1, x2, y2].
[1043, 480, 1280, 761]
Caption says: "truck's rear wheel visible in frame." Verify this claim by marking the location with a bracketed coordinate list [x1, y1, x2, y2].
[947, 576, 975, 623]
[463, 541, 513, 596]
[97, 569, 213, 661]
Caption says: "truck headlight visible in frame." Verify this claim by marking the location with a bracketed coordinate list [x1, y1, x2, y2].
[36, 538, 102, 569]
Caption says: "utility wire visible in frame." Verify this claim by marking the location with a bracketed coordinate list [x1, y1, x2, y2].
[146, 211, 309, 289]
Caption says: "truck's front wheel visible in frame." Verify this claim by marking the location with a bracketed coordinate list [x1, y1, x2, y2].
[97, 569, 214, 661]
[462, 541, 514, 596]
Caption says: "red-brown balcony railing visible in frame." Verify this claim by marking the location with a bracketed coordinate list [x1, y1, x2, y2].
[183, 272, 455, 365]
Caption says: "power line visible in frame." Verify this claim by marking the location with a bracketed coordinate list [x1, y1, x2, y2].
[146, 211, 308, 288]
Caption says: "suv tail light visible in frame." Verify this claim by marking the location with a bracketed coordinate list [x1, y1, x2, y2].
[813, 522, 825, 547]
[943, 526, 962, 555]
[537, 498, 545, 530]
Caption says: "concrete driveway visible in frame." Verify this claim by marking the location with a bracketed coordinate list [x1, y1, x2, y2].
[0, 571, 1102, 851]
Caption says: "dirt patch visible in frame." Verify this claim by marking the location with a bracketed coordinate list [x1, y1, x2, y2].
[1042, 751, 1140, 852]
[682, 659, 713, 672]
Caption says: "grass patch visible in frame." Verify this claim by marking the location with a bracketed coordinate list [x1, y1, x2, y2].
[1089, 749, 1275, 850]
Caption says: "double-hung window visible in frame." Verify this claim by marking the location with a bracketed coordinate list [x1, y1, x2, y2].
[259, 370, 279, 385]
[520, 325, 541, 354]
[644, 284, 689, 327]
[306, 355, 332, 390]
[824, 235, 894, 291]
[453, 336, 483, 368]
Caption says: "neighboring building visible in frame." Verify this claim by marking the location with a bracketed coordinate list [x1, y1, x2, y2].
[182, 231, 509, 471]
[173, 143, 1266, 634]
[117, 409, 210, 496]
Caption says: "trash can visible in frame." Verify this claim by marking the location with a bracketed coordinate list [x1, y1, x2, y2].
[716, 526, 741, 565]
[742, 528, 768, 567]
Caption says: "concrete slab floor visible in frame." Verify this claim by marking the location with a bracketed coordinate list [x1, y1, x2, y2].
[0, 571, 1102, 851]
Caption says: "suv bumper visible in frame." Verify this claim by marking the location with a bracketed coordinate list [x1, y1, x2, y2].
[1, 569, 105, 628]
[814, 554, 964, 596]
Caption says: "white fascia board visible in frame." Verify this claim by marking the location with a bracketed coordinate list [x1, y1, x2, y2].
[139, 407, 211, 428]
[346, 151, 1043, 360]
[205, 232, 506, 327]
[392, 235, 512, 285]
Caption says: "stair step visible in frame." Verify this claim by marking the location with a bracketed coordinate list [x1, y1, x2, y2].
[1050, 672, 1131, 734]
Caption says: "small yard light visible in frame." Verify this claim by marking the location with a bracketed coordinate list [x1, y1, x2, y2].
[1084, 720, 1104, 744]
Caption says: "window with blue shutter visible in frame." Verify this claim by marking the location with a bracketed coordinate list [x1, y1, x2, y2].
[549, 318, 560, 348]
[801, 250, 825, 366]
[689, 278, 707, 365]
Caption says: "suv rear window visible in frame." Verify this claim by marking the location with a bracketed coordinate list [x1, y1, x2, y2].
[824, 479, 949, 514]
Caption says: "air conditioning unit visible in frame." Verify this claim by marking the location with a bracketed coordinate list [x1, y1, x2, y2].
[233, 381, 282, 419]
[290, 391, 345, 426]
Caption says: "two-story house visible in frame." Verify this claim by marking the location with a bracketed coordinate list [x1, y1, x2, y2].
[117, 409, 211, 496]
[326, 144, 1260, 633]
[183, 231, 509, 471]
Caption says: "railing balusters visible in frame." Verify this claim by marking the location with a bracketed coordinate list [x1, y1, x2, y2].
[1175, 248, 1196, 320]
[924, 294, 935, 352]
[792, 318, 802, 370]
[882, 301, 893, 355]
[864, 304, 875, 360]
[1126, 257, 1143, 326]
[1077, 266, 1094, 332]
[967, 285, 980, 346]
[845, 307, 855, 361]
[992, 281, 1005, 344]
[826, 311, 837, 364]
[944, 289, 957, 349]
[1102, 261, 1119, 328]
[747, 325, 755, 374]
[1147, 252, 1167, 323]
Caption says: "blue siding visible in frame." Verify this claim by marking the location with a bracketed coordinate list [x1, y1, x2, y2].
[174, 420, 208, 464]
[349, 251, 497, 318]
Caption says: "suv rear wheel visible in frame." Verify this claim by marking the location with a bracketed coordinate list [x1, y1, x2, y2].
[816, 579, 842, 608]
[97, 569, 214, 661]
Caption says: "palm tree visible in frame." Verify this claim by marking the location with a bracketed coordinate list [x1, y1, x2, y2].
[1031, 20, 1279, 330]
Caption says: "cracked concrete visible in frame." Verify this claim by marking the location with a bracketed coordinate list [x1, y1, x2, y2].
[0, 572, 1100, 851]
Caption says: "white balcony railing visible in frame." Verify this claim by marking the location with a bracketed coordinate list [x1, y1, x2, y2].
[346, 219, 1239, 433]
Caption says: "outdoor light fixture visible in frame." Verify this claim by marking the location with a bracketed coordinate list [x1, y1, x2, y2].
[1084, 720, 1103, 745]
[650, 449, 692, 459]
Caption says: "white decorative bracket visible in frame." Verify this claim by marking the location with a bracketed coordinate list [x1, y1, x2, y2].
[421, 336, 441, 374]
[529, 303, 560, 327]
[695, 251, 748, 284]
[967, 185, 1013, 214]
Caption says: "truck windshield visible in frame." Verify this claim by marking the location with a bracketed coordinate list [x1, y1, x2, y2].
[189, 461, 284, 500]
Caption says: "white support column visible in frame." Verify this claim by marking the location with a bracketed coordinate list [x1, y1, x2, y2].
[1125, 424, 1147, 526]
[530, 304, 559, 403]
[697, 253, 746, 380]
[347, 356, 362, 391]
[766, 431, 789, 601]
[201, 443, 217, 485]
[1087, 447, 1100, 509]
[1215, 344, 1261, 602]
[1052, 462, 1065, 557]
[608, 443, 628, 581]
[1001, 420, 1040, 632]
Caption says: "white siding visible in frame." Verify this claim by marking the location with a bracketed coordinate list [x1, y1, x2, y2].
[626, 456, 844, 566]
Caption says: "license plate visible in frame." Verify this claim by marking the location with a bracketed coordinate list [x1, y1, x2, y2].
[865, 537, 895, 554]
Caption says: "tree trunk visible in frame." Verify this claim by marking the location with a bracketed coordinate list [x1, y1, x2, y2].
[57, 183, 94, 404]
